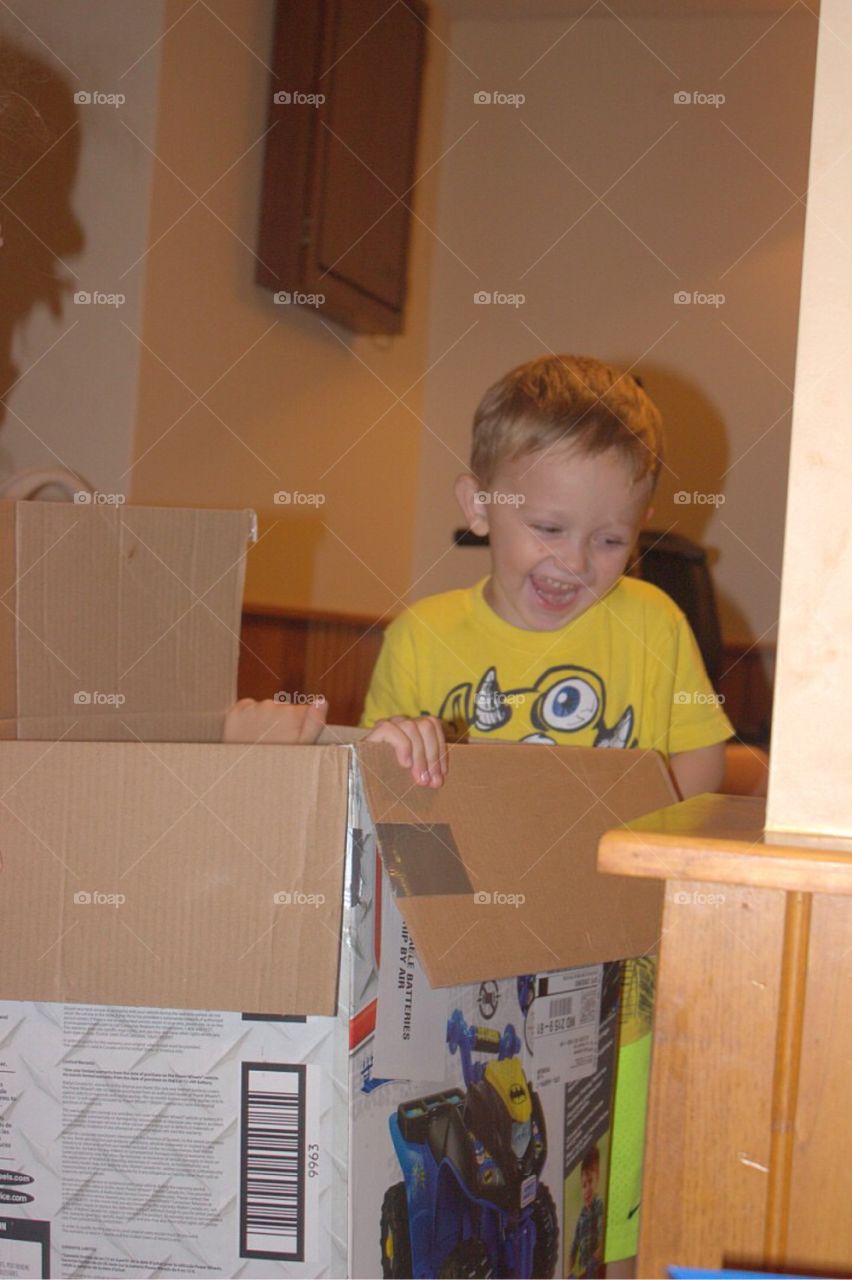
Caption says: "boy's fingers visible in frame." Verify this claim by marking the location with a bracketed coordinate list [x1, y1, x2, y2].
[364, 720, 413, 768]
[378, 718, 432, 786]
[395, 716, 445, 788]
[222, 699, 255, 742]
[429, 716, 449, 776]
[299, 696, 327, 743]
[389, 717, 430, 783]
[420, 716, 447, 785]
[363, 717, 448, 787]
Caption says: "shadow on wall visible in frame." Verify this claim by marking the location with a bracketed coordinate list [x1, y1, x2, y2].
[628, 361, 774, 739]
[627, 361, 729, 540]
[636, 359, 750, 626]
[0, 41, 84, 441]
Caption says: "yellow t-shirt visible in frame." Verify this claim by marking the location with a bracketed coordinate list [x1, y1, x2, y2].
[362, 576, 733, 757]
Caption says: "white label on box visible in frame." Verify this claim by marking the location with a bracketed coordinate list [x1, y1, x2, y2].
[0, 1001, 342, 1278]
[529, 966, 602, 1088]
[372, 874, 448, 1082]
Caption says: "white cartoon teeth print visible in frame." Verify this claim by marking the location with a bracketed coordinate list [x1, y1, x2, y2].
[472, 666, 511, 731]
[593, 704, 634, 749]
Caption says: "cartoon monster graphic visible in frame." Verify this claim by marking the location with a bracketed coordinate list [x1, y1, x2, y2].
[436, 664, 635, 748]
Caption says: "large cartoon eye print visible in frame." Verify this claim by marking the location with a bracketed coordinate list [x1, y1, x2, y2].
[537, 677, 599, 733]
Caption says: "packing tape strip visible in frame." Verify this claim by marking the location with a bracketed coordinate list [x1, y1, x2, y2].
[375, 822, 473, 898]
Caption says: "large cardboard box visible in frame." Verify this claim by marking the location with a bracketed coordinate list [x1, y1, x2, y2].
[0, 501, 254, 741]
[0, 503, 674, 1279]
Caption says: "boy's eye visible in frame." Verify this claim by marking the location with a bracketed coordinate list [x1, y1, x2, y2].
[531, 524, 562, 536]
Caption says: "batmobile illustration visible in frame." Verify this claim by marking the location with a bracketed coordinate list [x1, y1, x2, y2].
[380, 1009, 559, 1278]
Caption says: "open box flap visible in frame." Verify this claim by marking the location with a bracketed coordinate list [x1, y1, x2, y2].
[0, 711, 229, 742]
[0, 740, 349, 1015]
[0, 502, 254, 734]
[356, 741, 676, 987]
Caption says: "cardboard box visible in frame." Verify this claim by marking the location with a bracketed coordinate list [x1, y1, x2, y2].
[0, 502, 675, 1278]
[0, 501, 254, 741]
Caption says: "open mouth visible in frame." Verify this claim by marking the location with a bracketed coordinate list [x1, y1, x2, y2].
[529, 573, 583, 613]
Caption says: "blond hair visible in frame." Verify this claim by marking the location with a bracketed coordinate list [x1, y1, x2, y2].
[471, 354, 664, 487]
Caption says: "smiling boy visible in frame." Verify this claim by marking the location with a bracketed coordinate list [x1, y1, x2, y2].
[361, 354, 733, 1271]
[363, 353, 733, 795]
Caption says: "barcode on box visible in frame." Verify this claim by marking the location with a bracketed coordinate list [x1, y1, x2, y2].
[548, 995, 575, 1021]
[240, 1062, 306, 1261]
[535, 995, 576, 1038]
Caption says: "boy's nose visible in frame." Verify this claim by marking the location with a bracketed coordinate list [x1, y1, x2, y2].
[553, 541, 589, 577]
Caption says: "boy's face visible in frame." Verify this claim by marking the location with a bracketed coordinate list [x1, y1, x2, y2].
[456, 444, 652, 632]
[581, 1165, 599, 1207]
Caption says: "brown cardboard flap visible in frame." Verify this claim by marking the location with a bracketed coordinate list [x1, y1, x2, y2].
[0, 712, 228, 742]
[357, 741, 676, 987]
[0, 741, 349, 1015]
[1, 502, 253, 730]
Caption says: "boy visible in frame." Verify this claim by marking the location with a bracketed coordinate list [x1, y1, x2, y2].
[361, 354, 733, 1270]
[362, 353, 733, 791]
[569, 1145, 605, 1278]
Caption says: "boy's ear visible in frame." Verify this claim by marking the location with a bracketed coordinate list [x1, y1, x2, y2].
[455, 473, 490, 536]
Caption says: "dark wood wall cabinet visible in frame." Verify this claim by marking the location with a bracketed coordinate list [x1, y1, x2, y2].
[256, 0, 428, 335]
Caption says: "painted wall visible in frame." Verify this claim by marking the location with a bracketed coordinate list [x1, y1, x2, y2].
[127, 0, 449, 618]
[412, 9, 818, 648]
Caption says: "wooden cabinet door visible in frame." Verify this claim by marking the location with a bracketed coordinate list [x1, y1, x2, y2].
[257, 0, 428, 334]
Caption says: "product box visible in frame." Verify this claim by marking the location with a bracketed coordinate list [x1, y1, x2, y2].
[347, 743, 671, 1280]
[0, 502, 675, 1279]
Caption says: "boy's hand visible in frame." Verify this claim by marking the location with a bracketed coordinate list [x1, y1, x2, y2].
[364, 715, 447, 787]
[223, 696, 327, 745]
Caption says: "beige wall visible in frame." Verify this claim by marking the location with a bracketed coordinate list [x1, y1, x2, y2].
[766, 0, 852, 838]
[412, 9, 817, 648]
[128, 0, 448, 618]
[0, 0, 165, 492]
